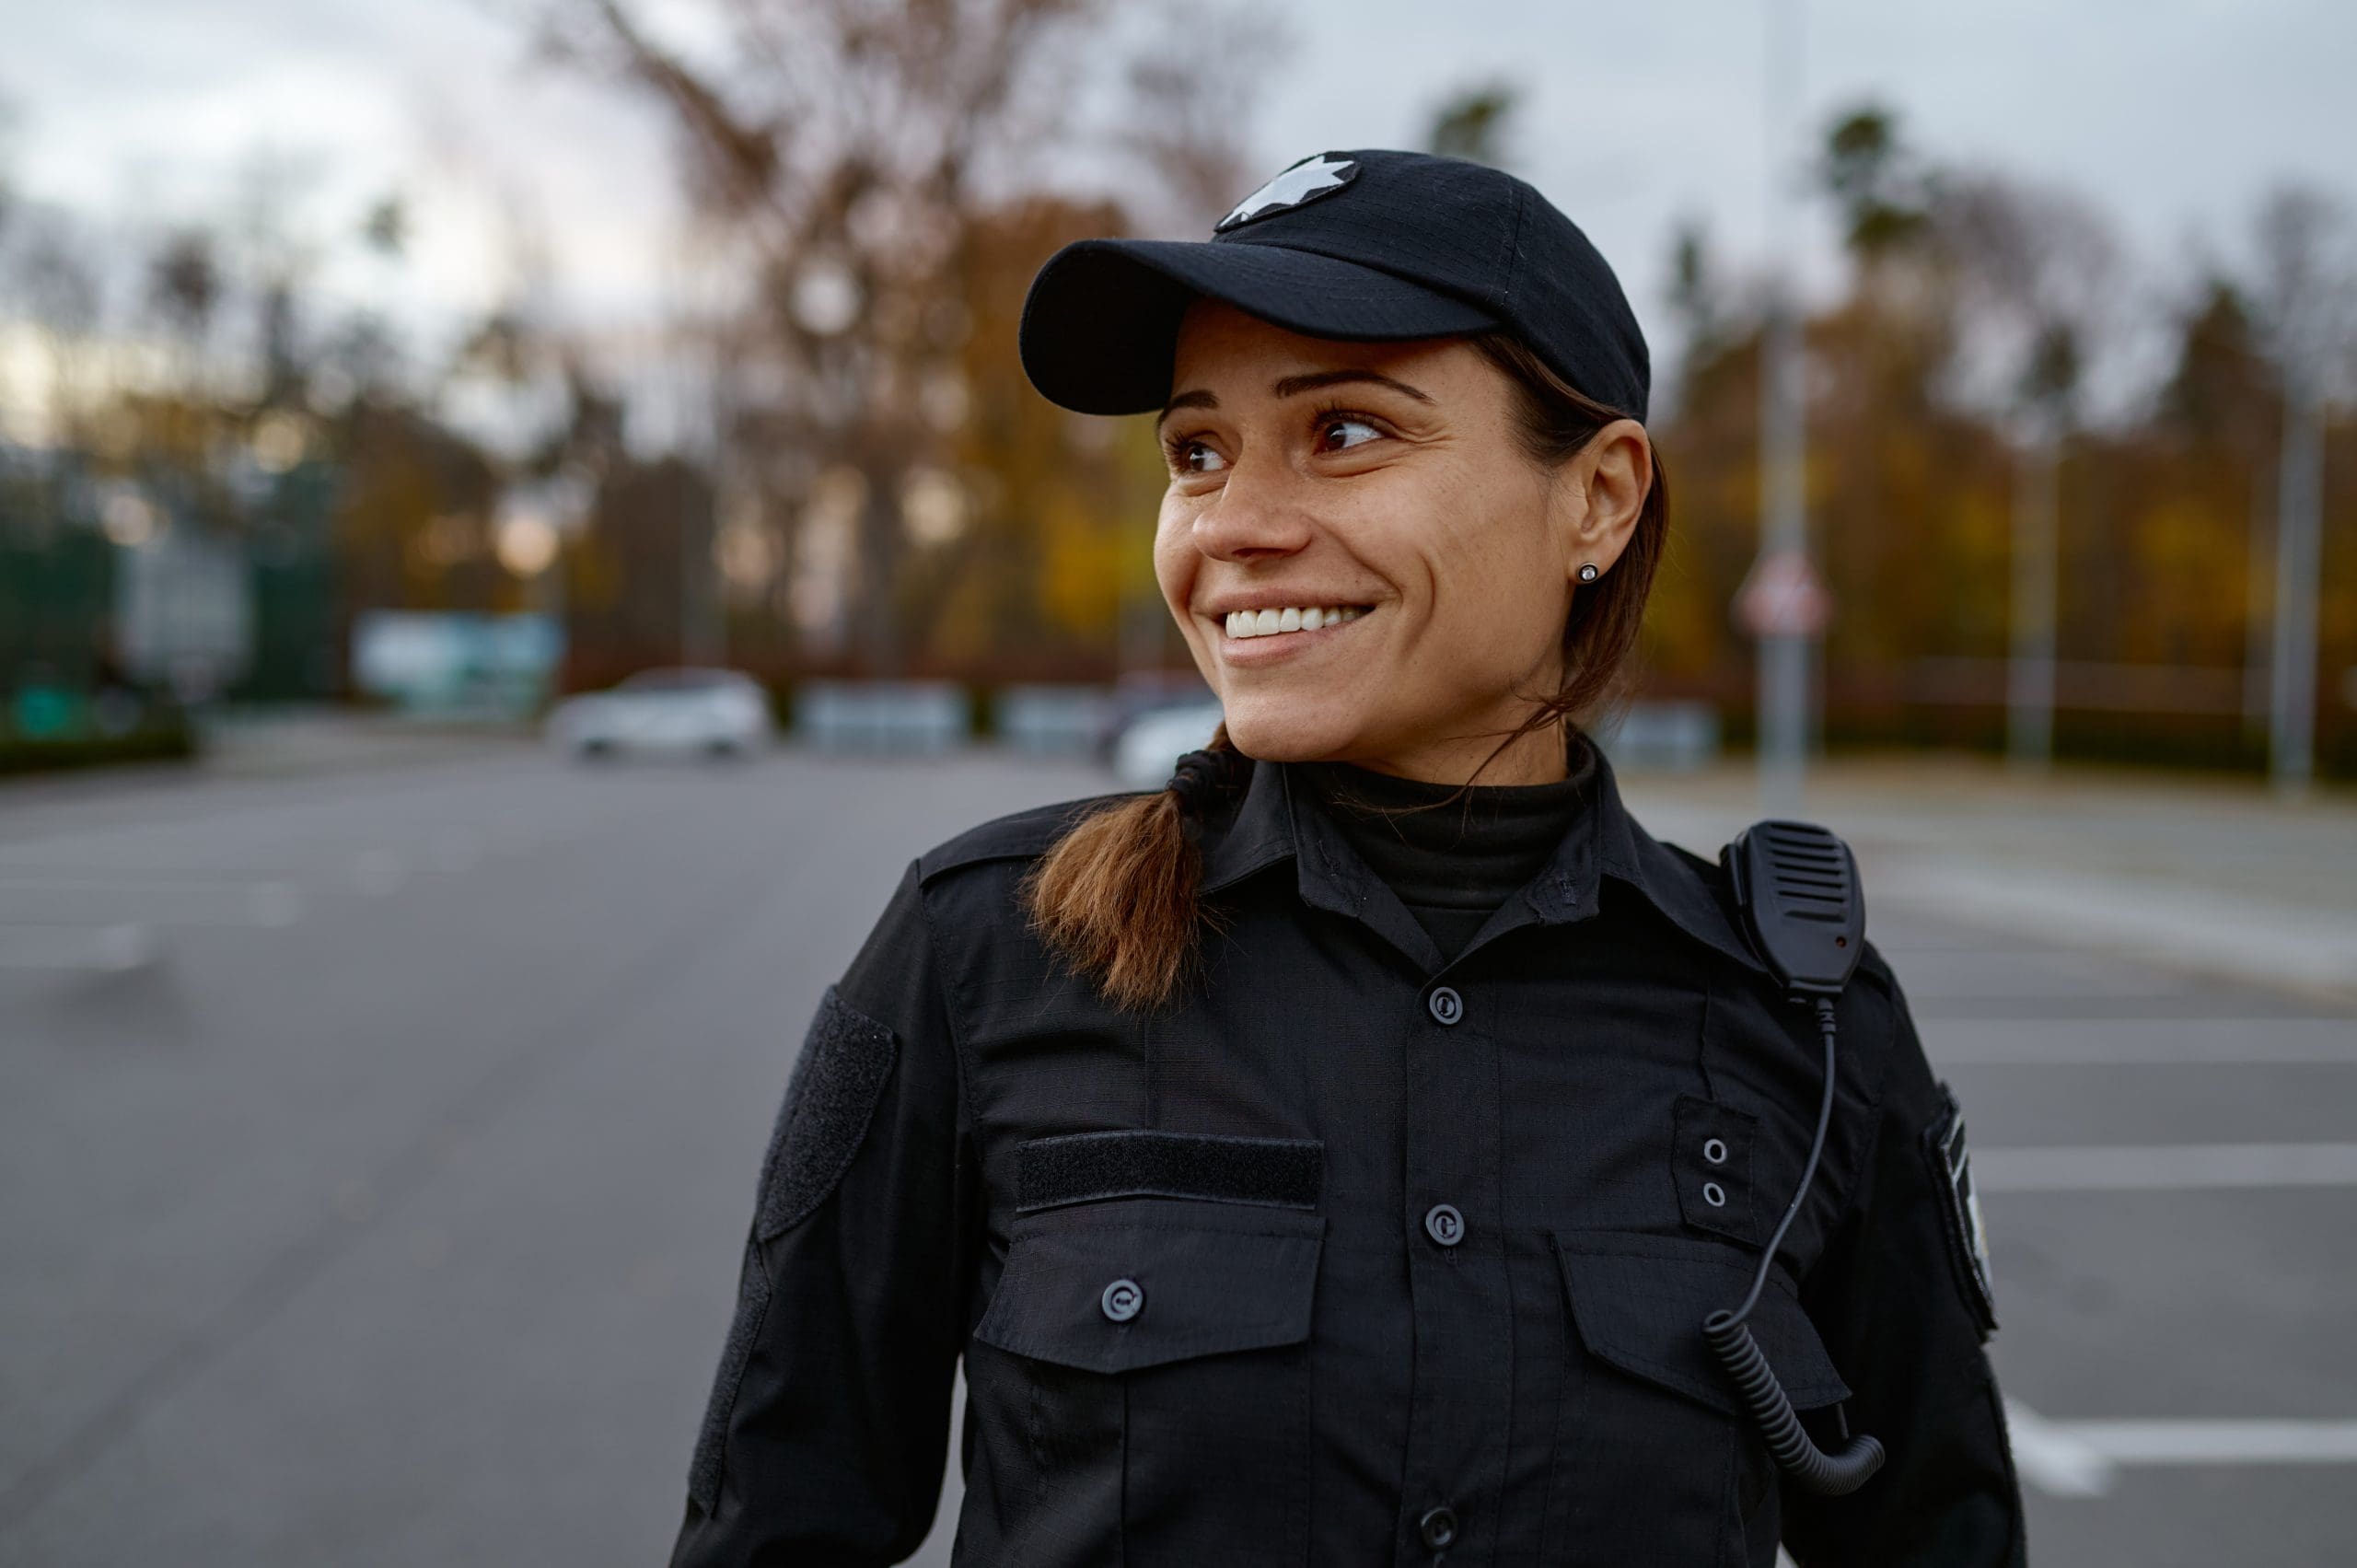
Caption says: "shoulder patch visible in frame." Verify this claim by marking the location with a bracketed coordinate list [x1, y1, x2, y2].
[916, 795, 1132, 886]
[755, 987, 900, 1239]
[1923, 1081, 1999, 1339]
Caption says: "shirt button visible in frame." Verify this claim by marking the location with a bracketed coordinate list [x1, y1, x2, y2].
[1426, 985, 1464, 1026]
[1419, 1504, 1459, 1549]
[1423, 1202, 1465, 1248]
[1099, 1278, 1144, 1322]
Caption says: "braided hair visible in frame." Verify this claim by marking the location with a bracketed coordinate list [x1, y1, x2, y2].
[1021, 725, 1248, 1012]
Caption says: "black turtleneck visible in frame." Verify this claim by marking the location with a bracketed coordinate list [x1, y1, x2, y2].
[1299, 737, 1599, 962]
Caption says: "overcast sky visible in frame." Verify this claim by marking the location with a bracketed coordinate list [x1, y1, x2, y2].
[5, 0, 2352, 395]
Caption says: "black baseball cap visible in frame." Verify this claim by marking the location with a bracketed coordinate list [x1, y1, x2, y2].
[1019, 148, 1649, 423]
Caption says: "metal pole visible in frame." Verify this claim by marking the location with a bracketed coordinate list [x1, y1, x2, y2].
[2244, 462, 2274, 739]
[685, 316, 730, 669]
[2269, 369, 2324, 796]
[2006, 435, 2059, 770]
[1756, 0, 1812, 818]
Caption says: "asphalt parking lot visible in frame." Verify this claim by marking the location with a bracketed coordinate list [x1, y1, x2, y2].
[1, 744, 2351, 1565]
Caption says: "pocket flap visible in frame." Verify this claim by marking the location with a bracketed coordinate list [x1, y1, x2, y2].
[974, 1200, 1323, 1375]
[1555, 1232, 1852, 1414]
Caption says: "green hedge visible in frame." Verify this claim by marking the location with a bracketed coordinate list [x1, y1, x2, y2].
[0, 725, 198, 776]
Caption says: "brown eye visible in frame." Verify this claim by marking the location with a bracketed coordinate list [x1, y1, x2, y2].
[1176, 440, 1227, 474]
[1318, 416, 1381, 452]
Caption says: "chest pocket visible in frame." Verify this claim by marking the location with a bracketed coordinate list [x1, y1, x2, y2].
[1550, 1232, 1851, 1567]
[966, 1198, 1324, 1568]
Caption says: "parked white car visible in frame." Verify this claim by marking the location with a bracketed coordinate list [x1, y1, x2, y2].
[1109, 700, 1225, 793]
[547, 668, 775, 761]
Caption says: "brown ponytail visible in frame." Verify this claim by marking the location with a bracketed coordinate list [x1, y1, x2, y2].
[1024, 331, 1669, 1010]
[1021, 726, 1244, 1011]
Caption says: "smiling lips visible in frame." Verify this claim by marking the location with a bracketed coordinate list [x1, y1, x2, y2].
[1221, 604, 1369, 640]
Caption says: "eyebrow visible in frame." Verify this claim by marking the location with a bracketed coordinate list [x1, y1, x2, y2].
[1273, 368, 1434, 404]
[1156, 368, 1435, 427]
[1157, 389, 1218, 425]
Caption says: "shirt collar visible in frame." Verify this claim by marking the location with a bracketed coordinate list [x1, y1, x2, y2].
[1199, 736, 1771, 980]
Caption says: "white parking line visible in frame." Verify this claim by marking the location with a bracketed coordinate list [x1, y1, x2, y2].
[0, 877, 303, 928]
[1932, 1019, 2357, 1066]
[0, 814, 605, 889]
[1878, 857, 2357, 1001]
[2005, 1401, 2357, 1496]
[1977, 1142, 2357, 1191]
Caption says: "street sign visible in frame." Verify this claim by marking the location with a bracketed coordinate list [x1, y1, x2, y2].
[1736, 549, 1832, 640]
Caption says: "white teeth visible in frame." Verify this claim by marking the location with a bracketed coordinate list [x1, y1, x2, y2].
[1223, 604, 1368, 639]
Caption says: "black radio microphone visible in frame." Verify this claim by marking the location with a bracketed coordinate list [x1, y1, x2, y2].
[1710, 820, 1887, 1497]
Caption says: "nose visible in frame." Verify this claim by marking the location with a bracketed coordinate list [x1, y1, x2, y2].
[1189, 457, 1313, 564]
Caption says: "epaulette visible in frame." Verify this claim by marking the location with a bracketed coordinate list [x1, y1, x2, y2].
[915, 794, 1134, 887]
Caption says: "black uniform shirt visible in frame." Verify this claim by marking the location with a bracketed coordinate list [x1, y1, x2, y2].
[673, 745, 2026, 1567]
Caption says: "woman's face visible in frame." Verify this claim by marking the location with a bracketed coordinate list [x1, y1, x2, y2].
[1154, 300, 1650, 784]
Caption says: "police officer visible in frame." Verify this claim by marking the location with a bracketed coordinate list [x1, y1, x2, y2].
[672, 149, 2026, 1566]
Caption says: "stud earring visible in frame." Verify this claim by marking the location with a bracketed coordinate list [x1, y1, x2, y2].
[1578, 563, 1600, 583]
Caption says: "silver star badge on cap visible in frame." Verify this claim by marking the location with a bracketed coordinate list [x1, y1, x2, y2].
[1214, 154, 1359, 233]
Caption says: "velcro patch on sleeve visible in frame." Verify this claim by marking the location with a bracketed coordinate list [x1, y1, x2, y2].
[754, 987, 900, 1240]
[1923, 1080, 1999, 1339]
[687, 1234, 772, 1514]
[1016, 1129, 1324, 1214]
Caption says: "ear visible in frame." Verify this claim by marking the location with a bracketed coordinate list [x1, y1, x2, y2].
[1551, 419, 1652, 583]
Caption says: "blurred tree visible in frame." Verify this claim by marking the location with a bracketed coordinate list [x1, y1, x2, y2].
[146, 228, 222, 412]
[1666, 219, 1725, 366]
[1646, 218, 1760, 691]
[2156, 276, 2280, 729]
[331, 398, 505, 619]
[361, 193, 408, 259]
[563, 447, 715, 679]
[1933, 174, 2118, 429]
[1425, 82, 1520, 168]
[320, 313, 407, 406]
[2161, 279, 2273, 440]
[455, 308, 540, 392]
[2252, 187, 2357, 385]
[925, 193, 1161, 675]
[224, 148, 331, 412]
[1820, 104, 1932, 262]
[530, 0, 1260, 676]
[1120, 8, 1281, 234]
[148, 231, 221, 341]
[1930, 170, 2121, 765]
[0, 92, 18, 247]
[7, 214, 106, 448]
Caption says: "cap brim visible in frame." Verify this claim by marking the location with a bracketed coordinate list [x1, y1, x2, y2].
[1019, 238, 1500, 416]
